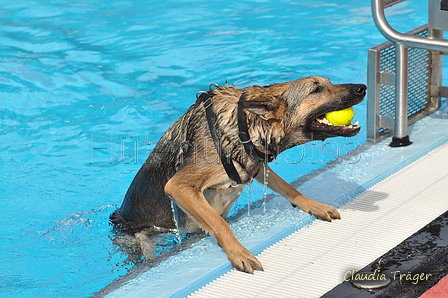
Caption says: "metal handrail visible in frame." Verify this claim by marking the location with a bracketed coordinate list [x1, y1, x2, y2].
[368, 0, 445, 145]
[370, 0, 448, 146]
[372, 0, 448, 53]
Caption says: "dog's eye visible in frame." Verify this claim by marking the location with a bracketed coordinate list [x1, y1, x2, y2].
[310, 85, 324, 94]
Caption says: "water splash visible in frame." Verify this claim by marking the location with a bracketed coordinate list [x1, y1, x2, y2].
[170, 200, 182, 242]
[247, 182, 252, 216]
[37, 205, 114, 242]
[262, 163, 270, 213]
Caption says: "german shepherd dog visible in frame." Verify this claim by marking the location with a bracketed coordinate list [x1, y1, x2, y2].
[111, 76, 366, 273]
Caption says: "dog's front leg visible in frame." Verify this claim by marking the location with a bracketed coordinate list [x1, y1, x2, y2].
[255, 165, 340, 221]
[165, 166, 264, 274]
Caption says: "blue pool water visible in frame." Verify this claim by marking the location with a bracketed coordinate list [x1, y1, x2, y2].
[0, 0, 429, 297]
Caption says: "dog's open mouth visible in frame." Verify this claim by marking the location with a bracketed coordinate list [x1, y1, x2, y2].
[313, 114, 360, 131]
[309, 107, 361, 138]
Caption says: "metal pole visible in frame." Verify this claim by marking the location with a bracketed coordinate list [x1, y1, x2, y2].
[390, 42, 412, 147]
[366, 48, 381, 142]
[429, 28, 444, 109]
[372, 0, 448, 53]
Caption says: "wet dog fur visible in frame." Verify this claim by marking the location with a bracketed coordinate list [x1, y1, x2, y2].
[111, 76, 366, 273]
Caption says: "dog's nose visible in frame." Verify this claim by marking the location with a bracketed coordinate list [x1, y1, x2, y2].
[355, 84, 367, 94]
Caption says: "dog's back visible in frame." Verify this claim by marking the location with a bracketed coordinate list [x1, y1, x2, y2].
[111, 103, 203, 233]
[111, 86, 247, 234]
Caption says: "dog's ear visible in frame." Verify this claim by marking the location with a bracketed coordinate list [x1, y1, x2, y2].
[239, 100, 276, 120]
[239, 92, 284, 120]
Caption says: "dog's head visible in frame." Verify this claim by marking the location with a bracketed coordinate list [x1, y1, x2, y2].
[240, 76, 366, 149]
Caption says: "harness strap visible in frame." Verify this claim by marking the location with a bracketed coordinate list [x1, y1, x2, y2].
[197, 92, 243, 185]
[196, 89, 276, 185]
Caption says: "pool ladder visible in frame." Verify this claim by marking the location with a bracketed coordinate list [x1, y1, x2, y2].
[367, 0, 448, 145]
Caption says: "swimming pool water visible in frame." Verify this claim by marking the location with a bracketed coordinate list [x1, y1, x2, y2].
[0, 0, 428, 297]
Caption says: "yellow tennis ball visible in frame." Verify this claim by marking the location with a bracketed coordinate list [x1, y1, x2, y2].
[325, 107, 355, 126]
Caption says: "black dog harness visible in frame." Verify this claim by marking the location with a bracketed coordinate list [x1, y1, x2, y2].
[196, 85, 275, 185]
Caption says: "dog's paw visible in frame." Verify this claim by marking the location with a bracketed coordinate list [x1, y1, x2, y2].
[308, 201, 341, 222]
[292, 195, 341, 222]
[228, 248, 264, 274]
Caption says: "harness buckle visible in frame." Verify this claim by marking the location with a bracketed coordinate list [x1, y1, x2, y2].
[203, 97, 212, 109]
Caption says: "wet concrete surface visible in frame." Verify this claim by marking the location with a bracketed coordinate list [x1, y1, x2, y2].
[322, 210, 448, 298]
